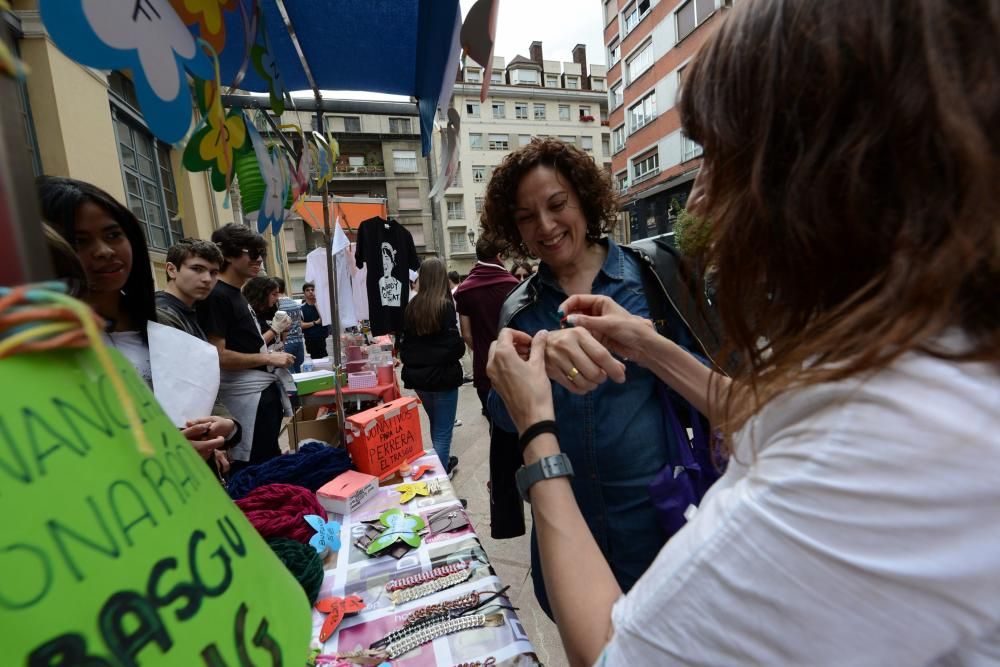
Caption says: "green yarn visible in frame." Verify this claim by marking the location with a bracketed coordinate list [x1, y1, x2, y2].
[268, 538, 324, 604]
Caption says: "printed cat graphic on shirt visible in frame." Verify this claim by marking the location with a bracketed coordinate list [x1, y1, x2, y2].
[378, 242, 402, 307]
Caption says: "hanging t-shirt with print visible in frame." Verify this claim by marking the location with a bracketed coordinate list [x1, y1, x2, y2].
[355, 217, 419, 336]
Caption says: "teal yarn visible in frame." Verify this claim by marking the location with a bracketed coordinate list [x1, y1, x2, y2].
[268, 537, 324, 604]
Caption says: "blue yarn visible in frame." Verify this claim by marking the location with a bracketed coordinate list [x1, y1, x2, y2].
[227, 441, 353, 500]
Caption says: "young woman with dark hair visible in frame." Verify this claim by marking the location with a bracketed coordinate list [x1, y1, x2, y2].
[399, 257, 466, 475]
[486, 1, 1000, 664]
[37, 176, 237, 464]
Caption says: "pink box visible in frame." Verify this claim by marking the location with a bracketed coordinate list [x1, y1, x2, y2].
[348, 370, 377, 389]
[316, 470, 379, 515]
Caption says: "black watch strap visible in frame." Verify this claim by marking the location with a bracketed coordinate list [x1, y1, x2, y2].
[518, 420, 558, 453]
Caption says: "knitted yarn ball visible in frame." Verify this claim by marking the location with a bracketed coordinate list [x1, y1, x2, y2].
[235, 483, 326, 543]
[268, 537, 324, 604]
[227, 441, 353, 500]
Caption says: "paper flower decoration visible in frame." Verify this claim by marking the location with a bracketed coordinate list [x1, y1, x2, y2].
[314, 595, 365, 642]
[169, 0, 236, 53]
[396, 482, 430, 504]
[366, 509, 425, 555]
[305, 514, 341, 555]
[250, 12, 286, 114]
[429, 108, 461, 202]
[243, 113, 290, 234]
[39, 0, 213, 144]
[183, 78, 248, 191]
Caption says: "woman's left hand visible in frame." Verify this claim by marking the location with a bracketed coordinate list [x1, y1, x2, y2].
[488, 329, 555, 433]
[543, 327, 626, 395]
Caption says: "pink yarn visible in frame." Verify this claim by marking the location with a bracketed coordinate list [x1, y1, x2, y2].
[235, 483, 326, 544]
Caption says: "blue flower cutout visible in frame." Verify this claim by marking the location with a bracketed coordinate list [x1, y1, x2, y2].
[40, 0, 213, 144]
[304, 514, 341, 555]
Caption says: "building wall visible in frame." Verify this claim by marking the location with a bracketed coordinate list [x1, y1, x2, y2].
[604, 0, 733, 239]
[438, 60, 612, 273]
[13, 3, 264, 287]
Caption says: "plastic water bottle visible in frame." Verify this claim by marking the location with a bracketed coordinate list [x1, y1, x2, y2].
[301, 352, 314, 373]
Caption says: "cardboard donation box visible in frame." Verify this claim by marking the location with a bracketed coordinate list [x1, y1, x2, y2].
[345, 396, 424, 479]
[290, 405, 341, 448]
[317, 470, 379, 514]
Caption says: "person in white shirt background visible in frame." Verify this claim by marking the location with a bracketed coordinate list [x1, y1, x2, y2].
[485, 0, 1000, 665]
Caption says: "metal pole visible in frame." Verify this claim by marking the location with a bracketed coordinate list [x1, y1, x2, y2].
[314, 103, 346, 439]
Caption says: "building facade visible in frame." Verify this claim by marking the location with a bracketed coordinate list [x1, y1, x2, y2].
[436, 42, 616, 274]
[8, 1, 279, 285]
[604, 0, 732, 242]
[270, 103, 436, 293]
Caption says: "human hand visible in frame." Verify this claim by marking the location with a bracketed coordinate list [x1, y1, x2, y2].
[560, 294, 657, 367]
[181, 416, 233, 458]
[271, 311, 292, 334]
[213, 449, 230, 476]
[487, 329, 555, 433]
[268, 351, 296, 368]
[542, 326, 626, 395]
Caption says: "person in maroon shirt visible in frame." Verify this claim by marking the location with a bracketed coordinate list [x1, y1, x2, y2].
[453, 237, 520, 417]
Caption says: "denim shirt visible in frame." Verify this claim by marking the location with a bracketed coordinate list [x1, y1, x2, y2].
[489, 238, 671, 596]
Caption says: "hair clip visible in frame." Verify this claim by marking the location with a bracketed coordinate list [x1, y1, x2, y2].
[390, 566, 474, 605]
[386, 560, 469, 593]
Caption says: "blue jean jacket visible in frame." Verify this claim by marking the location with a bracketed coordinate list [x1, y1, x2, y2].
[489, 239, 672, 610]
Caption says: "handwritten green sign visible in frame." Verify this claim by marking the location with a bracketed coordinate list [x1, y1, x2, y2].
[0, 348, 311, 666]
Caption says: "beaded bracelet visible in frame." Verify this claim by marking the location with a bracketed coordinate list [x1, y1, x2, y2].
[385, 561, 468, 593]
[453, 658, 496, 667]
[390, 567, 473, 605]
[385, 613, 504, 659]
[404, 591, 480, 628]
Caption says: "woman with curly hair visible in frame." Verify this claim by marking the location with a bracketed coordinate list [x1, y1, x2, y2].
[481, 137, 719, 618]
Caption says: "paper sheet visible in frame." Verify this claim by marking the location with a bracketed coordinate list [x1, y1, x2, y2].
[148, 320, 221, 427]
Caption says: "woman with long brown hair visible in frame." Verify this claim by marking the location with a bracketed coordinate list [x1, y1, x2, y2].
[399, 257, 466, 474]
[486, 0, 1000, 664]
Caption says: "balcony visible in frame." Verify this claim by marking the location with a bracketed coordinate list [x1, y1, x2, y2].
[331, 165, 386, 178]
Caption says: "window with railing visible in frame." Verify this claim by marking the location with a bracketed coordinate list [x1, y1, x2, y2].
[389, 117, 412, 133]
[446, 199, 465, 220]
[627, 41, 654, 84]
[628, 91, 656, 133]
[393, 150, 418, 173]
[632, 151, 660, 183]
[472, 165, 486, 183]
[450, 230, 469, 252]
[515, 103, 528, 119]
[488, 134, 509, 151]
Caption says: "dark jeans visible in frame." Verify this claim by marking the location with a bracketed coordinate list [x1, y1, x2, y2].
[285, 337, 305, 373]
[304, 336, 327, 359]
[476, 385, 490, 419]
[414, 388, 459, 466]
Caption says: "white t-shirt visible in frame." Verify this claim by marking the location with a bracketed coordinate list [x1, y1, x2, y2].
[102, 330, 152, 387]
[601, 344, 1000, 666]
[304, 222, 358, 331]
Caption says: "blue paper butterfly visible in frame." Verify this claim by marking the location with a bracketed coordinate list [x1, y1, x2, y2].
[304, 514, 341, 555]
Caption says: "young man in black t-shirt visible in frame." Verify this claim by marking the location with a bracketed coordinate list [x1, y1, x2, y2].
[197, 224, 293, 474]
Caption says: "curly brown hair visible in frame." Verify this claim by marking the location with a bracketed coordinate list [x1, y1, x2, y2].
[480, 137, 618, 257]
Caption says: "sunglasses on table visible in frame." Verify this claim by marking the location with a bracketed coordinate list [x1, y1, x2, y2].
[241, 248, 267, 261]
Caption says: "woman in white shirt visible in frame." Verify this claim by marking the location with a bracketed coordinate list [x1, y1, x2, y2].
[486, 0, 1000, 665]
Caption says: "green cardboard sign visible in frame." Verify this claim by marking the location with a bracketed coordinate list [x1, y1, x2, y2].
[0, 348, 311, 666]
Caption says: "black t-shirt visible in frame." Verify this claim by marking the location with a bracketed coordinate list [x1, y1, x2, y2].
[355, 217, 419, 336]
[197, 280, 267, 369]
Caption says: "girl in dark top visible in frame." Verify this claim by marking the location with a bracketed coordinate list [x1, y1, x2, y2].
[242, 276, 280, 342]
[399, 258, 465, 475]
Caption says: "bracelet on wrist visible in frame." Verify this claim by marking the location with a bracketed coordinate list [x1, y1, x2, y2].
[518, 420, 558, 453]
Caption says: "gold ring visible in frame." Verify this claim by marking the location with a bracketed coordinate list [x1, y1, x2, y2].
[566, 367, 580, 383]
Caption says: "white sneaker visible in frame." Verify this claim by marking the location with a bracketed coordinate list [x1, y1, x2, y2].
[454, 419, 463, 427]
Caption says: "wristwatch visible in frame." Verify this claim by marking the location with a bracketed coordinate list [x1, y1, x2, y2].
[515, 453, 574, 503]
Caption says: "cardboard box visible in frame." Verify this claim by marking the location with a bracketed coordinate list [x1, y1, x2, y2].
[317, 470, 379, 515]
[289, 405, 341, 449]
[345, 396, 424, 480]
[292, 370, 336, 395]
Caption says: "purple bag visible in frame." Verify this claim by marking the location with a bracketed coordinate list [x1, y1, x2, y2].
[648, 384, 722, 537]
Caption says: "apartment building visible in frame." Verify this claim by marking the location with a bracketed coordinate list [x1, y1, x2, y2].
[266, 103, 436, 292]
[7, 1, 278, 285]
[604, 0, 732, 242]
[436, 42, 615, 273]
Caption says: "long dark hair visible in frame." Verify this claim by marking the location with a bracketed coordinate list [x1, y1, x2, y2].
[242, 276, 278, 315]
[680, 0, 1000, 437]
[404, 257, 453, 336]
[37, 176, 156, 337]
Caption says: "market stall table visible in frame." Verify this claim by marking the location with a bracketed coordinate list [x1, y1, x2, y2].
[312, 452, 540, 666]
[304, 381, 402, 411]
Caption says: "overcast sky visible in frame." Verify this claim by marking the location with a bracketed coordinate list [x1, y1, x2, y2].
[459, 0, 607, 68]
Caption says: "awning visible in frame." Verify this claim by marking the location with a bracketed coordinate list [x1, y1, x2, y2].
[293, 197, 388, 233]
